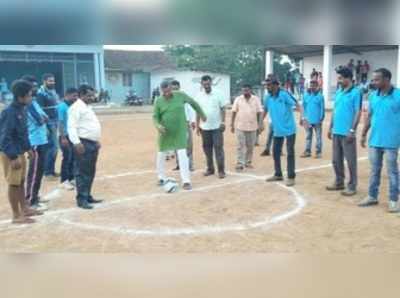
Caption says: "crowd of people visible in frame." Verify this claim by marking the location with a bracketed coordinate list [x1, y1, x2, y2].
[0, 74, 102, 224]
[1, 65, 399, 225]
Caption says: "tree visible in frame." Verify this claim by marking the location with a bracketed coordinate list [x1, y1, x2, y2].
[164, 45, 293, 96]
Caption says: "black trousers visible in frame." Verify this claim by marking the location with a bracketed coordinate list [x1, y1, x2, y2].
[201, 129, 225, 173]
[60, 137, 75, 183]
[26, 144, 48, 205]
[273, 134, 296, 179]
[74, 139, 99, 204]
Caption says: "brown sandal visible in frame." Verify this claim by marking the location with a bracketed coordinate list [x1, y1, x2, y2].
[12, 217, 36, 224]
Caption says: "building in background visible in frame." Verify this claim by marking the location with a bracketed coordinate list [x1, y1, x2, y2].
[0, 45, 105, 97]
[105, 50, 231, 104]
[265, 45, 400, 108]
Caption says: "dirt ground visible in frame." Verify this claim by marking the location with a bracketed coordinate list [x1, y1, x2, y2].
[0, 111, 400, 253]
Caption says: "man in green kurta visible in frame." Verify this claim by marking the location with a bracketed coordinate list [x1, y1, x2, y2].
[153, 81, 207, 190]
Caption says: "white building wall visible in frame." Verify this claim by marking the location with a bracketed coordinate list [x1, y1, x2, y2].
[151, 70, 231, 102]
[0, 45, 103, 54]
[303, 49, 398, 88]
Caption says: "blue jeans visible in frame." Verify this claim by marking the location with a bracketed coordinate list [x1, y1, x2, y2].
[368, 147, 399, 202]
[305, 123, 322, 154]
[44, 123, 59, 176]
[60, 137, 75, 183]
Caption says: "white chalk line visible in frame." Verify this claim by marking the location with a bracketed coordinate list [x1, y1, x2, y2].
[0, 157, 368, 236]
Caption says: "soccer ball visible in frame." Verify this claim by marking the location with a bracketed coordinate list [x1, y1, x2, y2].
[163, 178, 178, 193]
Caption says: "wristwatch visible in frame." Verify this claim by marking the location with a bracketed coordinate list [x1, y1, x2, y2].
[349, 129, 356, 134]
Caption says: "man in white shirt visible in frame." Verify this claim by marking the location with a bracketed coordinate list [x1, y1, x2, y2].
[196, 75, 229, 179]
[68, 85, 102, 210]
[171, 80, 196, 171]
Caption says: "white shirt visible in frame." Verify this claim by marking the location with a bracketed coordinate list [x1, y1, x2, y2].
[68, 99, 102, 145]
[184, 104, 196, 123]
[195, 89, 229, 130]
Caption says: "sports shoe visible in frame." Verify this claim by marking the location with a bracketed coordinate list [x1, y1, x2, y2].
[88, 197, 103, 204]
[266, 176, 284, 182]
[300, 152, 311, 158]
[173, 166, 180, 171]
[182, 183, 192, 191]
[260, 150, 270, 157]
[61, 181, 75, 191]
[235, 165, 244, 172]
[78, 201, 93, 210]
[286, 179, 296, 187]
[326, 184, 345, 191]
[358, 196, 379, 207]
[203, 170, 215, 177]
[388, 201, 400, 213]
[341, 189, 357, 197]
[32, 203, 49, 212]
[315, 153, 322, 159]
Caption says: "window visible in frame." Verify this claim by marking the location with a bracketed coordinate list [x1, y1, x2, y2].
[123, 72, 132, 87]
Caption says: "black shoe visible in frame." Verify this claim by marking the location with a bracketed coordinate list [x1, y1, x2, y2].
[78, 201, 93, 210]
[260, 150, 270, 157]
[218, 172, 226, 179]
[173, 166, 180, 171]
[203, 170, 215, 177]
[88, 197, 103, 204]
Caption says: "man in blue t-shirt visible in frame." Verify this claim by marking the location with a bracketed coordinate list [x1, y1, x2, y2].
[327, 67, 362, 196]
[261, 75, 307, 187]
[301, 80, 325, 159]
[359, 68, 400, 213]
[36, 73, 60, 179]
[58, 88, 79, 190]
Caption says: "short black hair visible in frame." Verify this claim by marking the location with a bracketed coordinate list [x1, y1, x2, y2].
[171, 80, 180, 87]
[242, 83, 252, 89]
[265, 74, 279, 85]
[21, 75, 38, 84]
[201, 75, 212, 82]
[42, 73, 55, 82]
[336, 67, 353, 79]
[160, 80, 171, 89]
[78, 84, 95, 96]
[374, 68, 392, 81]
[12, 79, 33, 99]
[65, 87, 79, 95]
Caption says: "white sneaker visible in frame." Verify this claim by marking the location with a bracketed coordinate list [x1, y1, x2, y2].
[32, 203, 48, 212]
[388, 201, 400, 213]
[61, 181, 75, 191]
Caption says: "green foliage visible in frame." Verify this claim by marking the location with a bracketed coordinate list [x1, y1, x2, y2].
[164, 45, 293, 95]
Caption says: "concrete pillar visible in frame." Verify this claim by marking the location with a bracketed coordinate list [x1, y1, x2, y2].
[323, 45, 333, 105]
[99, 51, 106, 90]
[397, 45, 400, 87]
[265, 50, 274, 77]
[94, 52, 100, 91]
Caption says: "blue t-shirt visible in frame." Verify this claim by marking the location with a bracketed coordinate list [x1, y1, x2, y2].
[264, 89, 297, 137]
[332, 87, 362, 136]
[27, 100, 48, 146]
[303, 91, 325, 125]
[369, 87, 400, 149]
[57, 101, 70, 136]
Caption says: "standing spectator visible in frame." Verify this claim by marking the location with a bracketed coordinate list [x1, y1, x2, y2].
[21, 75, 49, 212]
[301, 80, 325, 159]
[311, 68, 318, 79]
[359, 68, 400, 213]
[356, 60, 363, 84]
[361, 60, 370, 82]
[231, 84, 263, 171]
[68, 85, 103, 210]
[0, 80, 42, 224]
[58, 88, 79, 190]
[297, 74, 306, 100]
[347, 59, 355, 76]
[262, 75, 307, 187]
[317, 72, 323, 89]
[196, 75, 229, 179]
[37, 73, 60, 179]
[326, 67, 362, 196]
[171, 80, 196, 172]
[153, 81, 206, 190]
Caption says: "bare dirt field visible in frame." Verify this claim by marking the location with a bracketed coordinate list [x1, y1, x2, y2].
[1, 111, 399, 253]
